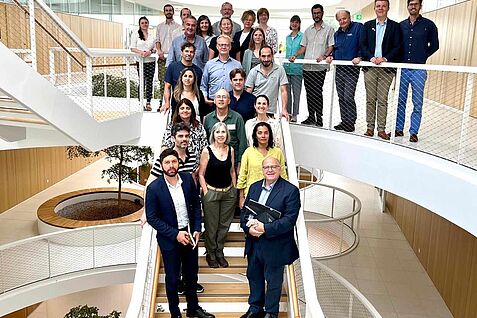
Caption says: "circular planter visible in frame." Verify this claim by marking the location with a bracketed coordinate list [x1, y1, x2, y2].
[37, 188, 144, 234]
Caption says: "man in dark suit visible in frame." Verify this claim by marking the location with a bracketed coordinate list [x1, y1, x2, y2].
[240, 157, 300, 318]
[359, 0, 402, 140]
[146, 148, 214, 318]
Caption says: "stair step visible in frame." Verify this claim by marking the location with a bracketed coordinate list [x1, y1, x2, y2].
[198, 231, 245, 248]
[160, 256, 247, 274]
[154, 312, 288, 317]
[156, 282, 287, 303]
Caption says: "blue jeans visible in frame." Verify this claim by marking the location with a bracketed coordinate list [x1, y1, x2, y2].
[396, 68, 427, 134]
[286, 74, 303, 117]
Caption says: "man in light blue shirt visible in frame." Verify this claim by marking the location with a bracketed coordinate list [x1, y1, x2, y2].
[166, 16, 209, 70]
[200, 35, 242, 106]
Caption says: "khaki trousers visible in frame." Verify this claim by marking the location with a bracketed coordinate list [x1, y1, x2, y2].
[364, 68, 394, 131]
[202, 187, 236, 259]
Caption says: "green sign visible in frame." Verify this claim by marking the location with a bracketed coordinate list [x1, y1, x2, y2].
[353, 14, 363, 20]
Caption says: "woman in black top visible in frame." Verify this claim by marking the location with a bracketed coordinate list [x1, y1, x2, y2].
[198, 122, 236, 268]
[233, 10, 255, 62]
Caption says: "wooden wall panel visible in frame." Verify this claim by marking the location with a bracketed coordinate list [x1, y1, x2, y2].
[0, 147, 99, 214]
[385, 192, 477, 318]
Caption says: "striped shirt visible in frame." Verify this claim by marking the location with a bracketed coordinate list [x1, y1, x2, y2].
[151, 151, 198, 177]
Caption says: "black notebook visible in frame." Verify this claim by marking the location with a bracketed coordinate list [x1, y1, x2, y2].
[245, 199, 282, 224]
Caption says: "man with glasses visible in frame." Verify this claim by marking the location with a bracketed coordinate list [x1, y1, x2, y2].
[289, 3, 334, 127]
[200, 35, 242, 107]
[212, 2, 241, 36]
[240, 156, 300, 318]
[394, 0, 439, 142]
[203, 89, 247, 168]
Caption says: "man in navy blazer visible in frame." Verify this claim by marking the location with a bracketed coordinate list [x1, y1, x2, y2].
[240, 157, 300, 318]
[359, 0, 402, 140]
[146, 148, 214, 318]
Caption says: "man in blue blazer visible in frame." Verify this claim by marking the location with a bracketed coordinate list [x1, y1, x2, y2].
[240, 157, 300, 318]
[359, 0, 402, 140]
[146, 148, 214, 318]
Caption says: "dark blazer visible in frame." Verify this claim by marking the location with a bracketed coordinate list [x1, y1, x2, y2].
[240, 177, 300, 266]
[360, 18, 402, 71]
[233, 29, 252, 62]
[145, 172, 201, 251]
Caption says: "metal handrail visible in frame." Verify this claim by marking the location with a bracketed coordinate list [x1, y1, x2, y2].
[281, 58, 477, 74]
[299, 181, 362, 222]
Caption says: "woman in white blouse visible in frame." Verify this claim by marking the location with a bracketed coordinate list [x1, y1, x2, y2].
[245, 95, 283, 150]
[130, 16, 156, 111]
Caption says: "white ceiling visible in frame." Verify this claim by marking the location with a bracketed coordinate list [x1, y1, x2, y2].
[135, 0, 375, 19]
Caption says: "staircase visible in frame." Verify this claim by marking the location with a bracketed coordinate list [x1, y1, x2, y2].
[153, 218, 289, 317]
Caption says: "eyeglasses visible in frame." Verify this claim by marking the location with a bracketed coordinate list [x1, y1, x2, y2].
[217, 43, 230, 48]
[215, 95, 229, 100]
[262, 165, 280, 171]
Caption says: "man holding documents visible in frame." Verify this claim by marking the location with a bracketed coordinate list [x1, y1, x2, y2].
[146, 148, 214, 318]
[240, 157, 300, 318]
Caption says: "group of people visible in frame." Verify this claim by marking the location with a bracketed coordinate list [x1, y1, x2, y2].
[139, 1, 439, 317]
[131, 0, 439, 143]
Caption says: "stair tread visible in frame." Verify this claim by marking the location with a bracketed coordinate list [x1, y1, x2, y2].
[155, 312, 288, 317]
[160, 256, 247, 274]
[157, 282, 286, 297]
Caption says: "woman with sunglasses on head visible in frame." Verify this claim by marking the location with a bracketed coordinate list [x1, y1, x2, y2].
[198, 122, 236, 268]
[237, 121, 287, 209]
[130, 16, 156, 111]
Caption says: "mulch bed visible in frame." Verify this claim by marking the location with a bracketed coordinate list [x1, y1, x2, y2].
[57, 198, 143, 221]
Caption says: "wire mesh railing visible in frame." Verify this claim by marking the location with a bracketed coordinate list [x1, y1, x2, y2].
[0, 223, 141, 295]
[3, 0, 145, 122]
[280, 58, 477, 170]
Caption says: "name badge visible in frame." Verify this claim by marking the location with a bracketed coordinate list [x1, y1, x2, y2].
[227, 124, 236, 130]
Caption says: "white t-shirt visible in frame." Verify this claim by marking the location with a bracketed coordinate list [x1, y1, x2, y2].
[130, 31, 156, 63]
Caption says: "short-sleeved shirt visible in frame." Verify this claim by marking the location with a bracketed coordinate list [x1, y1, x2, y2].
[229, 90, 256, 122]
[301, 23, 335, 71]
[155, 20, 182, 54]
[200, 56, 242, 99]
[164, 62, 203, 90]
[245, 63, 288, 113]
[203, 109, 247, 164]
[333, 22, 363, 61]
[151, 150, 198, 177]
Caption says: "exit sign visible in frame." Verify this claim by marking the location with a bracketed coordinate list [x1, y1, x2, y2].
[353, 13, 363, 20]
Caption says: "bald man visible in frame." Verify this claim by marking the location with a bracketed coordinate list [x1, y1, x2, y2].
[240, 156, 300, 318]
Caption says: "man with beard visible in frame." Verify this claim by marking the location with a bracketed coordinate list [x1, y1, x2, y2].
[289, 3, 334, 127]
[245, 45, 289, 118]
[146, 148, 215, 318]
[155, 4, 182, 109]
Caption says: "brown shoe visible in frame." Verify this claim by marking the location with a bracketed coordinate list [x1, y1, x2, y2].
[409, 134, 418, 142]
[216, 257, 229, 268]
[378, 130, 390, 140]
[206, 254, 219, 268]
[395, 130, 404, 137]
[364, 129, 374, 137]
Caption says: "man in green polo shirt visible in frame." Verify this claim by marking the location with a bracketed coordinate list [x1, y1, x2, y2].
[203, 88, 247, 168]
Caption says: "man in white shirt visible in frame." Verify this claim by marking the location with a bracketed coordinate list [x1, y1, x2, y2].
[155, 4, 182, 109]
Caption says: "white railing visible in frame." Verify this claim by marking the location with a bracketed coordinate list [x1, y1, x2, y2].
[0, 223, 141, 295]
[280, 58, 477, 170]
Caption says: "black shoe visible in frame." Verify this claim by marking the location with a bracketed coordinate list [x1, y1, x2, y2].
[216, 256, 229, 268]
[196, 283, 204, 293]
[409, 134, 418, 142]
[263, 313, 278, 318]
[334, 123, 355, 132]
[171, 315, 182, 318]
[186, 307, 215, 318]
[206, 254, 219, 268]
[177, 279, 184, 295]
[301, 117, 316, 125]
[240, 310, 265, 318]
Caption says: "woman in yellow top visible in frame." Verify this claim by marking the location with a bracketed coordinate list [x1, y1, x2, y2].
[237, 121, 287, 208]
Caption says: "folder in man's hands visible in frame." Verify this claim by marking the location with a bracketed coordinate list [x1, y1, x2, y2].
[245, 199, 282, 224]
